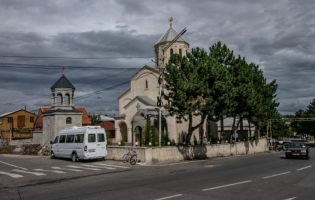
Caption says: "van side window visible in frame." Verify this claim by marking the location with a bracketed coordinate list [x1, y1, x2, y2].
[59, 135, 66, 143]
[66, 135, 74, 143]
[75, 134, 84, 143]
[97, 134, 105, 142]
[88, 134, 96, 143]
[53, 136, 59, 144]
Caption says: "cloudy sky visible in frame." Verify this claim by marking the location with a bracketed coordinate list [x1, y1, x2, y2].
[0, 0, 314, 116]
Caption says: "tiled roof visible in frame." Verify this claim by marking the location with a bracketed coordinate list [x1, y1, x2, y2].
[97, 121, 115, 131]
[0, 109, 37, 118]
[124, 96, 156, 109]
[156, 26, 186, 44]
[51, 75, 75, 89]
[0, 110, 21, 118]
[74, 108, 91, 125]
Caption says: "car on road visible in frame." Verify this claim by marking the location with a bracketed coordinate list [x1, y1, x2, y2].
[285, 142, 310, 159]
[50, 126, 107, 162]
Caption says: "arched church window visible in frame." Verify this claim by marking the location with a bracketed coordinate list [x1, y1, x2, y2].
[65, 94, 70, 105]
[57, 94, 63, 105]
[170, 48, 173, 56]
[66, 117, 72, 124]
[179, 49, 182, 56]
[145, 80, 148, 89]
[52, 93, 55, 104]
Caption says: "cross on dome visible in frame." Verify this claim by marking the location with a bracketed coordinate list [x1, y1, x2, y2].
[169, 17, 173, 27]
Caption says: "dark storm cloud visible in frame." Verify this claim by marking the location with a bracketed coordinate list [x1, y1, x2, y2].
[0, 0, 315, 116]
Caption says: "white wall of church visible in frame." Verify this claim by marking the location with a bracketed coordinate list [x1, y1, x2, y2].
[131, 70, 159, 101]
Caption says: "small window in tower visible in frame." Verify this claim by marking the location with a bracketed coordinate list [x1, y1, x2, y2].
[66, 117, 72, 124]
[170, 48, 173, 56]
[145, 80, 148, 89]
[179, 49, 182, 56]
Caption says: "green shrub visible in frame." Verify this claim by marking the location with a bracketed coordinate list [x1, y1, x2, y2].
[120, 139, 125, 146]
[106, 130, 112, 145]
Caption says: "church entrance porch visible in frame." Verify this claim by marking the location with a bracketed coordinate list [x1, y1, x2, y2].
[119, 121, 128, 143]
[134, 126, 142, 146]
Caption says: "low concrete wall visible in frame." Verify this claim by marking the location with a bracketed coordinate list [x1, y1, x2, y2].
[33, 131, 43, 145]
[106, 146, 147, 163]
[106, 138, 268, 165]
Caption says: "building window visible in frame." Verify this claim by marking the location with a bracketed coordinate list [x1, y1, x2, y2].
[30, 117, 34, 123]
[7, 117, 12, 123]
[145, 80, 148, 89]
[66, 117, 72, 124]
[179, 49, 182, 56]
[170, 48, 173, 56]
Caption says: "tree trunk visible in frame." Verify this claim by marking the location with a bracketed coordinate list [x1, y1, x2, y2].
[220, 115, 224, 143]
[230, 115, 236, 143]
[248, 121, 251, 138]
[185, 114, 206, 145]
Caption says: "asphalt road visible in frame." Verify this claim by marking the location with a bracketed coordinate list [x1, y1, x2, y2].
[1, 149, 315, 200]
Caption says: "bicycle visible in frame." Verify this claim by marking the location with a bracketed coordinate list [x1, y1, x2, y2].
[122, 149, 137, 165]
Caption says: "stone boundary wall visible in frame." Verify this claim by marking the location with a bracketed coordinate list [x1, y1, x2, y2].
[107, 138, 268, 164]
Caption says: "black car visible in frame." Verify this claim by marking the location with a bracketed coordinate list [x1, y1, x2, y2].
[285, 143, 310, 159]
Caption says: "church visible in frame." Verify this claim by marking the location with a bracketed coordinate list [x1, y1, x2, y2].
[33, 69, 91, 146]
[113, 19, 213, 146]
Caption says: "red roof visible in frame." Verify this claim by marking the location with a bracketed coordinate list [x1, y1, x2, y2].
[97, 121, 115, 131]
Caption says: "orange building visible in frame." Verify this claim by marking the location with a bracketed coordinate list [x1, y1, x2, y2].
[0, 109, 37, 139]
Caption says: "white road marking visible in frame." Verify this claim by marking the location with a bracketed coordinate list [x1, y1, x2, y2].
[296, 166, 312, 171]
[81, 164, 115, 170]
[34, 169, 66, 174]
[12, 169, 45, 176]
[263, 171, 291, 179]
[0, 171, 24, 178]
[67, 165, 101, 171]
[202, 180, 253, 191]
[94, 163, 130, 169]
[155, 194, 183, 200]
[204, 165, 216, 168]
[149, 160, 207, 167]
[51, 167, 83, 172]
[0, 161, 27, 170]
[283, 197, 296, 200]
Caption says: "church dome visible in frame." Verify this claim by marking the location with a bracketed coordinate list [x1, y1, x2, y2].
[51, 75, 75, 89]
[155, 26, 187, 45]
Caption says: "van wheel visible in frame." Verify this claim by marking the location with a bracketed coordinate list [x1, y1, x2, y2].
[50, 151, 55, 159]
[72, 153, 78, 162]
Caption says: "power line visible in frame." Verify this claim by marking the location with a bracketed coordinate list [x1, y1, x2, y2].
[0, 55, 153, 59]
[0, 61, 151, 106]
[0, 64, 141, 70]
[25, 69, 155, 113]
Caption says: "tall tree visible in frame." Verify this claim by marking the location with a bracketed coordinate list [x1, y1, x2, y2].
[208, 42, 237, 140]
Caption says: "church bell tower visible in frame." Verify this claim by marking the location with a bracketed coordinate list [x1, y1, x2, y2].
[154, 17, 189, 70]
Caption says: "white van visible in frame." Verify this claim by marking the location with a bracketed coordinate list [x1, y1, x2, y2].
[50, 126, 107, 162]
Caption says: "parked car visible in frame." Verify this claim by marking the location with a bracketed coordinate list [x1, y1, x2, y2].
[282, 142, 291, 151]
[50, 126, 107, 162]
[285, 143, 310, 159]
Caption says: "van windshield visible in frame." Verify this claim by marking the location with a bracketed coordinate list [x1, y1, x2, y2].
[75, 134, 84, 143]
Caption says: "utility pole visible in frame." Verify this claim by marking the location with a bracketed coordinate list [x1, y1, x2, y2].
[270, 119, 273, 151]
[157, 23, 187, 147]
